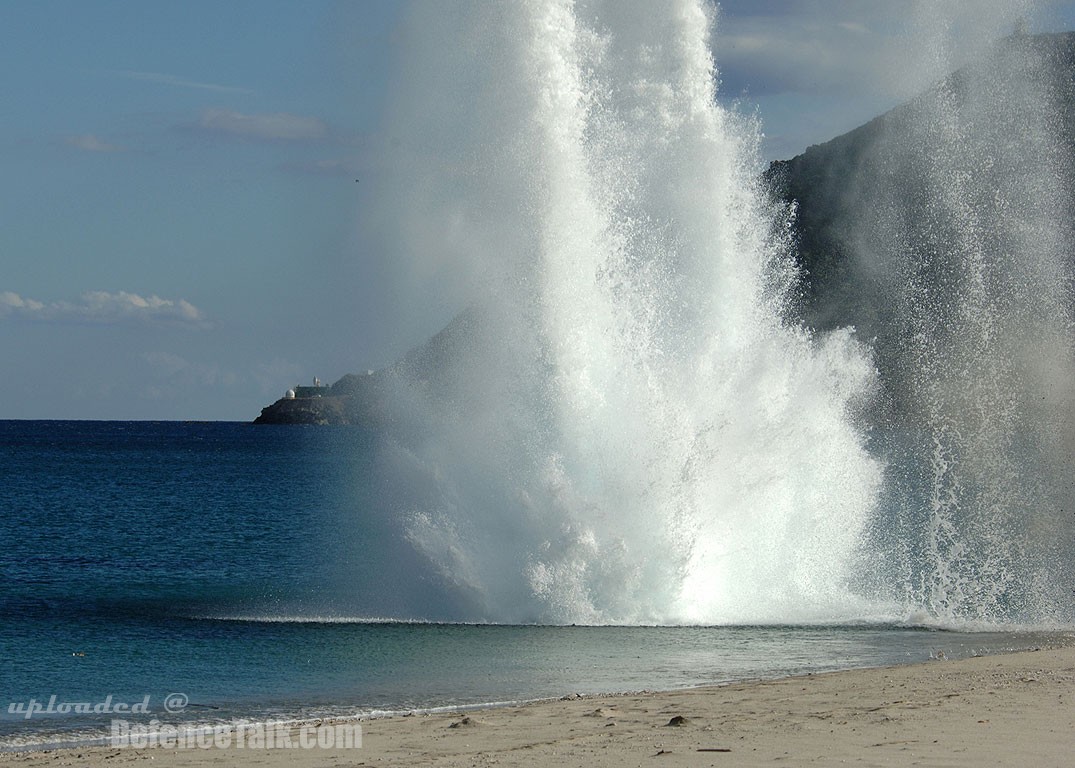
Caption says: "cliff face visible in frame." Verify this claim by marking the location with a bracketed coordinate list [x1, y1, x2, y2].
[766, 31, 1075, 343]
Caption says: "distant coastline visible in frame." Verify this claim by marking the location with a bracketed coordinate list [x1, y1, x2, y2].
[253, 372, 387, 425]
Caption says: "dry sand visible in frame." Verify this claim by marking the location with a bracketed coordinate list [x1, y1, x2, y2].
[3, 644, 1072, 767]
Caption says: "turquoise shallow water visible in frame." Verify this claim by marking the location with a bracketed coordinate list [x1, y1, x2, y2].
[0, 421, 1067, 750]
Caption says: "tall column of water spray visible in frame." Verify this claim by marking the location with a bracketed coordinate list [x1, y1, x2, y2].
[384, 0, 882, 624]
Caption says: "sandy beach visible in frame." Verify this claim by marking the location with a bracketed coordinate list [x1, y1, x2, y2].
[3, 643, 1072, 768]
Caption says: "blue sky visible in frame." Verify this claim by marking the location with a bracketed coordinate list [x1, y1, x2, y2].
[3, 0, 1073, 420]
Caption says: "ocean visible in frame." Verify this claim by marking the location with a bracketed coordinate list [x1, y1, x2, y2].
[1, 420, 1067, 751]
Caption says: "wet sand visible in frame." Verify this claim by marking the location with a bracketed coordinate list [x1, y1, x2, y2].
[3, 644, 1072, 767]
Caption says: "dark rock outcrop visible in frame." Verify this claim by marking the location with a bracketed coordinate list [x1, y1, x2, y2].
[253, 373, 395, 426]
[253, 394, 349, 425]
[767, 31, 1075, 333]
[766, 31, 1075, 423]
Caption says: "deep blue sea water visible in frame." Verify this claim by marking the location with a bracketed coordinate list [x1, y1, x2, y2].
[0, 421, 1067, 751]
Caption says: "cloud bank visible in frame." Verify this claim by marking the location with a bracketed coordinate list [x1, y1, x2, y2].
[0, 290, 209, 328]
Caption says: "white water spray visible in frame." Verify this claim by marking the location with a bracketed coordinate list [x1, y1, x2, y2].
[376, 0, 882, 624]
[844, 26, 1075, 626]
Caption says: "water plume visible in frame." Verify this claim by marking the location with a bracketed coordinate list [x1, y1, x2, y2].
[839, 27, 1075, 625]
[355, 1, 1075, 628]
[374, 0, 882, 625]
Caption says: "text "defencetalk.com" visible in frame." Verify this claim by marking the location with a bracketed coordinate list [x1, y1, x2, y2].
[110, 719, 362, 750]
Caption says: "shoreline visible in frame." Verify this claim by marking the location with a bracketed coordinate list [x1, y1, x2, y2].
[3, 643, 1073, 767]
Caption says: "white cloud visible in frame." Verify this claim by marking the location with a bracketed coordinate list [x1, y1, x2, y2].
[0, 290, 209, 328]
[0, 291, 45, 313]
[197, 109, 329, 141]
[65, 134, 123, 153]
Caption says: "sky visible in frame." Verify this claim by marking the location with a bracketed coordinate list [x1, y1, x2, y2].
[3, 0, 1075, 420]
